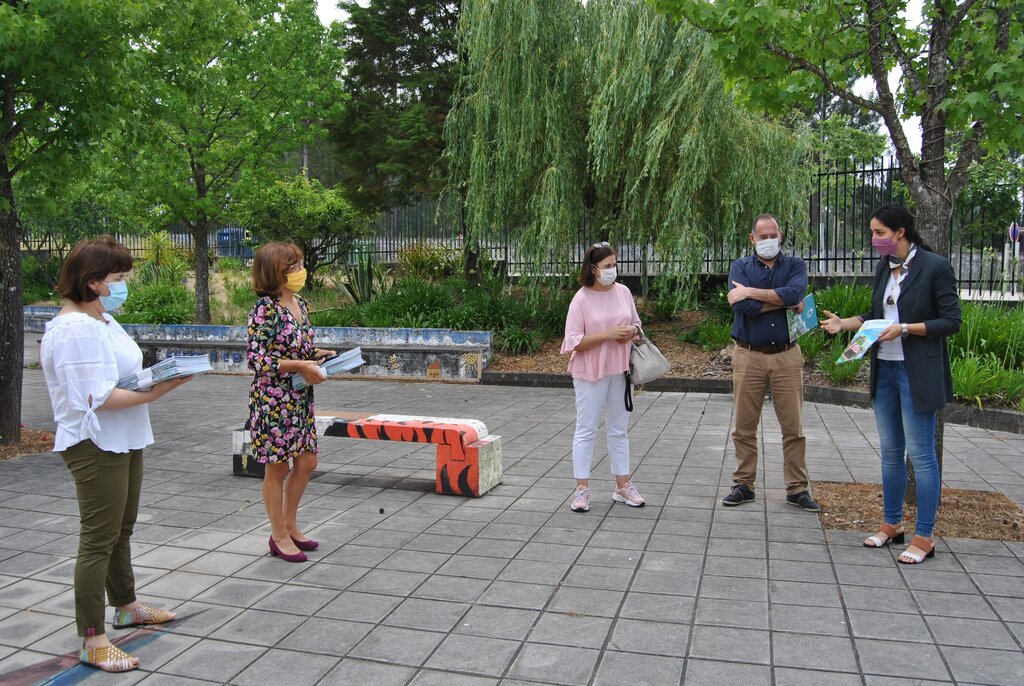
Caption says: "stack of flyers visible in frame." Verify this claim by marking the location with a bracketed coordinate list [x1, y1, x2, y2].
[292, 347, 365, 390]
[786, 293, 818, 342]
[117, 354, 213, 390]
[836, 320, 894, 363]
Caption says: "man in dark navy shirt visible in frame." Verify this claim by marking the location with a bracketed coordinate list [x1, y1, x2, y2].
[721, 214, 819, 512]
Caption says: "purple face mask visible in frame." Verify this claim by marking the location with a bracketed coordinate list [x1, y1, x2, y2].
[872, 235, 899, 256]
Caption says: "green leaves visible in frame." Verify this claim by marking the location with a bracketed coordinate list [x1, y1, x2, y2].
[446, 0, 811, 286]
[332, 0, 460, 213]
[241, 175, 372, 275]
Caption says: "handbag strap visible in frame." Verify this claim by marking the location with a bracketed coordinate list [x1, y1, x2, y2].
[623, 371, 633, 412]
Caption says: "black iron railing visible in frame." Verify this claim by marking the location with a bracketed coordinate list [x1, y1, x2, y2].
[20, 159, 1023, 298]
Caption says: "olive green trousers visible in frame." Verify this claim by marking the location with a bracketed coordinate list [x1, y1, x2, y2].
[61, 440, 143, 637]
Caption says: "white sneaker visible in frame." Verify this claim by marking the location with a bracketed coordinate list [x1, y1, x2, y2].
[570, 487, 590, 512]
[612, 482, 646, 507]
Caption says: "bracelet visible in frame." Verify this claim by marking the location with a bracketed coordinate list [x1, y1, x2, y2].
[901, 323, 909, 338]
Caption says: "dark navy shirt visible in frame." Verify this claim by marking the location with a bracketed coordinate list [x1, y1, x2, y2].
[728, 253, 808, 347]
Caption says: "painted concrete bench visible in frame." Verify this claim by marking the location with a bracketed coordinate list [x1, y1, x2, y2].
[233, 411, 502, 497]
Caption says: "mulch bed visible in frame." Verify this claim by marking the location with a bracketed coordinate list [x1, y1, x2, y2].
[0, 428, 54, 462]
[816, 481, 1024, 542]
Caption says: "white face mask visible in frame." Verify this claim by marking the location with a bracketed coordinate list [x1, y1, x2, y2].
[754, 237, 780, 260]
[596, 267, 617, 286]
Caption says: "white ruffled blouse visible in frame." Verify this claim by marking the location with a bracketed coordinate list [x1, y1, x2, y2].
[40, 312, 154, 453]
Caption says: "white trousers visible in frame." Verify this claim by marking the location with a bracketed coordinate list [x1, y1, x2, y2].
[572, 374, 630, 480]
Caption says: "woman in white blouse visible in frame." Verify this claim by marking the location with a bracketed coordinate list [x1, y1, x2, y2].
[40, 237, 190, 673]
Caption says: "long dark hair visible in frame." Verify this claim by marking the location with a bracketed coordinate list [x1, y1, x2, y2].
[579, 242, 616, 287]
[870, 204, 932, 252]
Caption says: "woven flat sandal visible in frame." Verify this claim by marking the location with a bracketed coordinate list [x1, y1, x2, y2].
[112, 604, 175, 629]
[898, 535, 936, 564]
[79, 643, 139, 672]
[863, 523, 906, 548]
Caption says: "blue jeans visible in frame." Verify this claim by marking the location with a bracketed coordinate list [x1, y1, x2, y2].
[873, 360, 940, 537]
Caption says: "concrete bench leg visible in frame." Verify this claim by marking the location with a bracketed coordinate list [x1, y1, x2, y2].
[436, 435, 503, 497]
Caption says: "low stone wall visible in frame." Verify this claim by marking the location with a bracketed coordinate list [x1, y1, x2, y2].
[126, 325, 491, 382]
[24, 306, 59, 332]
[25, 309, 491, 382]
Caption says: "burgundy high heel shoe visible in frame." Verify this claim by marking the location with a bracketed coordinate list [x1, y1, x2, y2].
[291, 536, 319, 551]
[268, 536, 307, 562]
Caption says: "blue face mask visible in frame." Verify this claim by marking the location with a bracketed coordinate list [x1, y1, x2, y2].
[99, 280, 128, 312]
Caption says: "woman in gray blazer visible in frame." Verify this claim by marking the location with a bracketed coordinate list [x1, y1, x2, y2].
[821, 204, 961, 564]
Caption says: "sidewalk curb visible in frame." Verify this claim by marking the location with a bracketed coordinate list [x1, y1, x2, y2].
[480, 371, 1024, 435]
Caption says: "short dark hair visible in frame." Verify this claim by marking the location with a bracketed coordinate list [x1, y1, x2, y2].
[252, 241, 302, 297]
[579, 241, 616, 287]
[55, 236, 133, 303]
[751, 213, 781, 234]
[870, 203, 932, 251]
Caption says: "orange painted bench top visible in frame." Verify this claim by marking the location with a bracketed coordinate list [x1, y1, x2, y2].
[313, 412, 502, 497]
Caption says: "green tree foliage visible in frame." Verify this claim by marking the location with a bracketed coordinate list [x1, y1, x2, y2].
[240, 175, 372, 275]
[113, 0, 343, 323]
[955, 150, 1023, 240]
[650, 0, 1024, 257]
[0, 0, 153, 445]
[444, 0, 811, 293]
[16, 178, 124, 259]
[332, 0, 459, 213]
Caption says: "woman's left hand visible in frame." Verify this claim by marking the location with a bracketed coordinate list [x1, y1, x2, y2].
[314, 349, 336, 361]
[876, 323, 904, 342]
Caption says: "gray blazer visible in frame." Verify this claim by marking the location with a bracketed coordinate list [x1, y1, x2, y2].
[859, 249, 962, 413]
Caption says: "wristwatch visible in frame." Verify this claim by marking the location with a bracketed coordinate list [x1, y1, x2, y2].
[901, 323, 909, 338]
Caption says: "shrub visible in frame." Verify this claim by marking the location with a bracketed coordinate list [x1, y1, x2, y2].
[525, 287, 572, 338]
[815, 282, 872, 321]
[227, 280, 257, 310]
[951, 352, 1003, 409]
[118, 282, 194, 324]
[22, 254, 59, 303]
[338, 253, 390, 304]
[645, 291, 680, 323]
[951, 302, 1024, 369]
[398, 243, 452, 280]
[389, 277, 454, 315]
[678, 318, 732, 351]
[310, 306, 364, 328]
[817, 339, 864, 384]
[704, 287, 734, 322]
[796, 330, 828, 365]
[497, 323, 542, 355]
[217, 256, 247, 272]
[998, 367, 1024, 406]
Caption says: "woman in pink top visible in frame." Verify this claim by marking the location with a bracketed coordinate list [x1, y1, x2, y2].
[561, 242, 645, 512]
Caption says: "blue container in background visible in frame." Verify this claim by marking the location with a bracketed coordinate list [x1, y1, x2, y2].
[216, 227, 253, 259]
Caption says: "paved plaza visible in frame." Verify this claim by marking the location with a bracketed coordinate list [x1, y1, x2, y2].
[2, 359, 1024, 684]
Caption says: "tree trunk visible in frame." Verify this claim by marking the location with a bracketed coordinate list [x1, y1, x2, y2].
[191, 219, 212, 324]
[459, 193, 481, 285]
[0, 150, 24, 446]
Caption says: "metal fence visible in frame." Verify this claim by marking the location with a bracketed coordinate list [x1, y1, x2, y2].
[20, 159, 1023, 298]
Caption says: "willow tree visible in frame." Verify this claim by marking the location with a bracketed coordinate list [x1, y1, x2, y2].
[444, 0, 587, 273]
[444, 0, 811, 291]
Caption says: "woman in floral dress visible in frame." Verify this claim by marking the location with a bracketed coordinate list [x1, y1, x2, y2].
[247, 242, 334, 562]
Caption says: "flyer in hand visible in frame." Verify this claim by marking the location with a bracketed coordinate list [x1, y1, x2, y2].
[117, 354, 213, 391]
[786, 293, 818, 342]
[292, 347, 365, 390]
[836, 320, 894, 364]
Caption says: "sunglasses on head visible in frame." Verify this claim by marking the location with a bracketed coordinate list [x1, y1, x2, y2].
[592, 241, 610, 249]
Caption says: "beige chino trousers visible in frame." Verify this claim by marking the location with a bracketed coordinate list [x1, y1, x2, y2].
[730, 344, 809, 495]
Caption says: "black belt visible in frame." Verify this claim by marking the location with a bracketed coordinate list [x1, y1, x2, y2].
[733, 340, 796, 355]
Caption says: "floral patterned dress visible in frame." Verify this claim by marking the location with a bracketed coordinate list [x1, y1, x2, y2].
[246, 296, 317, 463]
